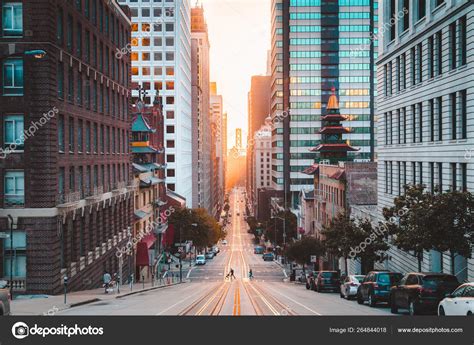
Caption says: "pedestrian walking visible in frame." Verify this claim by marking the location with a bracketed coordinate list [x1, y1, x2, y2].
[230, 268, 235, 280]
[103, 271, 112, 294]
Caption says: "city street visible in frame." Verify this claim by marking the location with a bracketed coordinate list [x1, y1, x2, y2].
[57, 188, 393, 316]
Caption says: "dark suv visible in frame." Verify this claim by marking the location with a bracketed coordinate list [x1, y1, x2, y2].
[315, 271, 340, 293]
[357, 271, 403, 307]
[390, 272, 460, 315]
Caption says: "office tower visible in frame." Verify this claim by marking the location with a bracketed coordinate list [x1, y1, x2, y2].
[252, 118, 273, 215]
[247, 75, 271, 208]
[377, 0, 473, 281]
[0, 0, 133, 294]
[191, 5, 212, 213]
[119, 0, 193, 205]
[270, 0, 377, 208]
[210, 82, 225, 217]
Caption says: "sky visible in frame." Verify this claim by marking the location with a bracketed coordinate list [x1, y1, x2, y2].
[199, 0, 271, 150]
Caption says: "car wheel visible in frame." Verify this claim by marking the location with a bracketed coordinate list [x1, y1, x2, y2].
[306, 283, 310, 290]
[467, 311, 472, 316]
[409, 300, 418, 316]
[390, 296, 398, 314]
[368, 292, 377, 307]
[438, 306, 445, 316]
[357, 292, 364, 305]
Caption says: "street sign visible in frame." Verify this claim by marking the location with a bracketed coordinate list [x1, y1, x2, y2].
[310, 255, 317, 263]
[0, 232, 10, 239]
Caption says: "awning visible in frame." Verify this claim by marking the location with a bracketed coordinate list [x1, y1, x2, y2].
[134, 210, 151, 220]
[154, 222, 168, 235]
[155, 199, 168, 207]
[166, 190, 186, 208]
[140, 177, 165, 187]
[132, 163, 148, 173]
[142, 163, 166, 171]
[136, 242, 150, 266]
[132, 146, 159, 154]
[141, 232, 156, 249]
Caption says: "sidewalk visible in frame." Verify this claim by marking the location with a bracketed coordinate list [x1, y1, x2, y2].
[11, 278, 183, 316]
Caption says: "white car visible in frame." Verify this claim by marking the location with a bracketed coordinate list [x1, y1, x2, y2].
[340, 275, 365, 299]
[195, 255, 206, 265]
[438, 282, 474, 316]
[221, 239, 228, 245]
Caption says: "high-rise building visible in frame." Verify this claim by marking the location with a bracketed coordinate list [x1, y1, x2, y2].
[247, 75, 271, 207]
[0, 0, 133, 294]
[377, 0, 473, 281]
[191, 5, 212, 213]
[222, 112, 228, 192]
[270, 0, 377, 208]
[119, 0, 193, 205]
[210, 82, 225, 217]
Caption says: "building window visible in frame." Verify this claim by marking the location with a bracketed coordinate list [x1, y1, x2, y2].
[396, 57, 401, 92]
[459, 16, 467, 66]
[389, 0, 396, 41]
[57, 62, 64, 99]
[451, 163, 457, 191]
[4, 114, 24, 149]
[57, 7, 63, 44]
[437, 96, 443, 141]
[411, 104, 416, 143]
[385, 161, 388, 193]
[460, 90, 467, 140]
[412, 162, 417, 185]
[68, 117, 74, 152]
[461, 163, 467, 192]
[58, 115, 65, 152]
[67, 67, 74, 103]
[418, 102, 423, 143]
[417, 43, 423, 83]
[410, 47, 416, 86]
[401, 53, 406, 90]
[85, 122, 91, 152]
[2, 2, 22, 36]
[67, 15, 73, 52]
[77, 72, 82, 105]
[449, 22, 457, 70]
[3, 58, 23, 96]
[59, 167, 65, 196]
[419, 162, 423, 185]
[4, 170, 25, 206]
[450, 92, 457, 140]
[417, 0, 426, 20]
[69, 166, 75, 191]
[3, 231, 26, 277]
[77, 119, 83, 152]
[428, 36, 434, 79]
[436, 31, 442, 75]
[429, 99, 435, 142]
[402, 0, 409, 32]
[429, 162, 435, 192]
[437, 162, 443, 192]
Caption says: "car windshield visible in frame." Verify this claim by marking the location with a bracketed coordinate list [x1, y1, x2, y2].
[423, 275, 459, 288]
[354, 276, 365, 283]
[197, 256, 205, 259]
[321, 272, 337, 278]
[378, 273, 402, 284]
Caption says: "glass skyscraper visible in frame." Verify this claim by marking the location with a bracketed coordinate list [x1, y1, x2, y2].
[270, 0, 378, 207]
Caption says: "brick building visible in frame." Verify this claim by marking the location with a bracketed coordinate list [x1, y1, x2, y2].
[0, 0, 133, 294]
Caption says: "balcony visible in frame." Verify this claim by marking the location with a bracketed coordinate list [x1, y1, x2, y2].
[56, 191, 81, 207]
[85, 186, 104, 201]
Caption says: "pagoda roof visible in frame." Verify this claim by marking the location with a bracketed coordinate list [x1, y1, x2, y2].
[301, 163, 319, 175]
[309, 143, 359, 152]
[321, 114, 347, 121]
[328, 169, 346, 181]
[132, 114, 155, 133]
[319, 126, 350, 134]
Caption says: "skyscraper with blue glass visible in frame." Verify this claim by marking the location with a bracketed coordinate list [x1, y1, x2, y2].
[270, 0, 378, 208]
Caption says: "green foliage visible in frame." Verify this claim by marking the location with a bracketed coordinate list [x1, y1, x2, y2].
[169, 207, 226, 251]
[285, 237, 324, 266]
[264, 210, 297, 246]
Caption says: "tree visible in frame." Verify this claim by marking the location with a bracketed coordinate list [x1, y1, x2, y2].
[383, 185, 474, 274]
[264, 210, 297, 247]
[285, 236, 324, 272]
[321, 213, 389, 274]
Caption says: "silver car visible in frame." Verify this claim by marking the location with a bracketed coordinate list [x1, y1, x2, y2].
[340, 275, 365, 300]
[0, 280, 11, 315]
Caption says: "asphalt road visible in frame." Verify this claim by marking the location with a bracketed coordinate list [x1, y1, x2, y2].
[58, 188, 394, 316]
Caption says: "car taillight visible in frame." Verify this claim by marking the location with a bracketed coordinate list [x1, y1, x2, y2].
[419, 287, 435, 294]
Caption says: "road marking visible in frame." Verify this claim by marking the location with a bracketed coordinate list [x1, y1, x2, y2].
[156, 286, 209, 315]
[233, 284, 241, 316]
[262, 284, 322, 315]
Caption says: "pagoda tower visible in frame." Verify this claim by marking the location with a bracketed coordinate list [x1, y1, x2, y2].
[309, 87, 358, 164]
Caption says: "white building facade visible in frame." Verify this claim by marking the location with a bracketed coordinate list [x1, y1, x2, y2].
[119, 0, 193, 205]
[377, 0, 473, 281]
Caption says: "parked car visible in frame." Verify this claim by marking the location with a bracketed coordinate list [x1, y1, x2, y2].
[196, 255, 206, 265]
[306, 271, 319, 290]
[315, 271, 340, 293]
[438, 282, 474, 316]
[390, 272, 460, 315]
[297, 271, 308, 283]
[357, 271, 403, 307]
[221, 239, 228, 245]
[212, 246, 220, 254]
[340, 275, 365, 299]
[0, 280, 10, 316]
[254, 246, 264, 254]
[262, 253, 274, 261]
[205, 252, 215, 260]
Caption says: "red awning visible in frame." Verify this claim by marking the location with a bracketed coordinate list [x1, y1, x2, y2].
[141, 232, 156, 249]
[136, 242, 150, 266]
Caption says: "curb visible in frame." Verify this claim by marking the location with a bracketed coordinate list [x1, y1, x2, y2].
[69, 298, 101, 308]
[116, 282, 183, 299]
